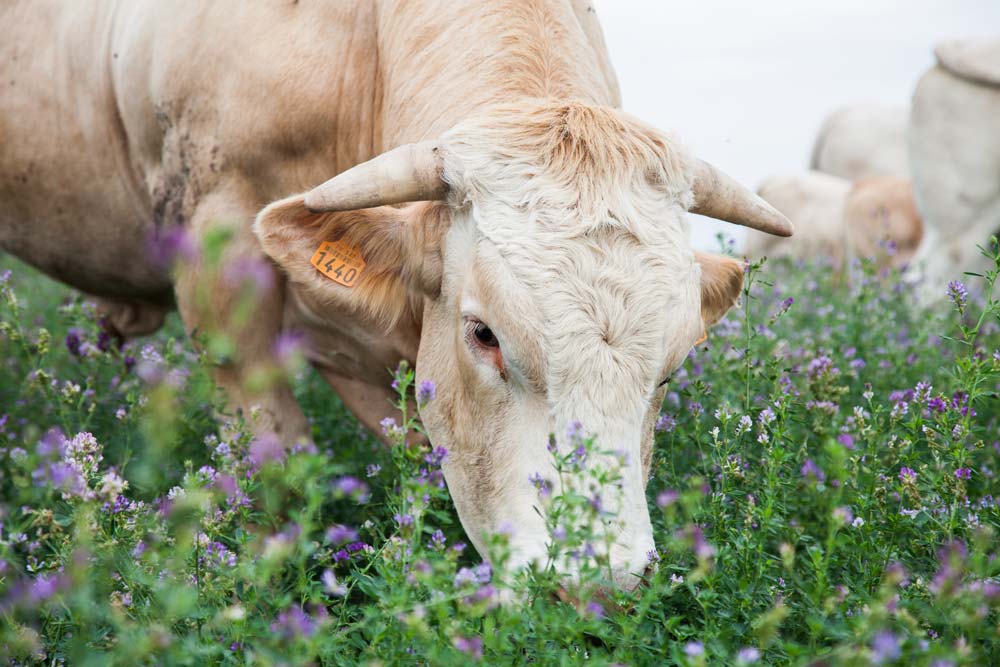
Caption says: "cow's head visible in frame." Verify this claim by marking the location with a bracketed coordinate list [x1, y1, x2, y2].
[255, 103, 791, 589]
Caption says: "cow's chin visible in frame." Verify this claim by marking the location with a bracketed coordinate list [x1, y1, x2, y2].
[475, 511, 657, 597]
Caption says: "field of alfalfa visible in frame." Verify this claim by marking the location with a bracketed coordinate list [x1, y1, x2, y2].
[0, 236, 998, 666]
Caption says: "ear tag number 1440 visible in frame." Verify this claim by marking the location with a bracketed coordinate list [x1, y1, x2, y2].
[311, 240, 366, 288]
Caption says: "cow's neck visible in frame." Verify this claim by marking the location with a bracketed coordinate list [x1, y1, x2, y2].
[373, 0, 619, 150]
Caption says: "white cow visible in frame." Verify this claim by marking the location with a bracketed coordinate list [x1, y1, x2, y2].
[0, 0, 792, 589]
[810, 105, 910, 181]
[745, 171, 852, 265]
[910, 39, 1000, 292]
[746, 173, 922, 270]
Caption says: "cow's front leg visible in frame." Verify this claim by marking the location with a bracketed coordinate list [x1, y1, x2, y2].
[174, 184, 309, 445]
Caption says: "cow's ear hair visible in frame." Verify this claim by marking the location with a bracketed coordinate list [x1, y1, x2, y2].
[253, 194, 447, 326]
[695, 251, 744, 327]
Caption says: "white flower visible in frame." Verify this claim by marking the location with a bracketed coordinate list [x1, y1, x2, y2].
[851, 517, 865, 528]
[99, 471, 128, 502]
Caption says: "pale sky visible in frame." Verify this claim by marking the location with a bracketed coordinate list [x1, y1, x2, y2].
[593, 0, 1000, 249]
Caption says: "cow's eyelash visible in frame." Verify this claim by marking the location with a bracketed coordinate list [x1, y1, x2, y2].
[657, 374, 674, 388]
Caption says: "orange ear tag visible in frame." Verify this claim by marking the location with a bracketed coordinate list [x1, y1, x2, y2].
[310, 240, 366, 288]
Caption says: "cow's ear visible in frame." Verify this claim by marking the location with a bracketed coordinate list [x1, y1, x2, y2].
[695, 251, 744, 327]
[253, 194, 448, 326]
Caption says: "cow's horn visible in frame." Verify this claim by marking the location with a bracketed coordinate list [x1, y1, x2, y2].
[304, 141, 447, 212]
[690, 160, 794, 237]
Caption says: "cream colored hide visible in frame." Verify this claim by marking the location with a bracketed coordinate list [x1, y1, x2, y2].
[910, 40, 1000, 294]
[810, 105, 910, 181]
[1, 0, 790, 590]
[745, 171, 852, 265]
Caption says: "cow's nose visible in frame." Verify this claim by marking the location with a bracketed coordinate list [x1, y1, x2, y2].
[552, 562, 655, 613]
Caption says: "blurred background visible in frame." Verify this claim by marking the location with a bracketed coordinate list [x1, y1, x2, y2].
[594, 0, 1000, 249]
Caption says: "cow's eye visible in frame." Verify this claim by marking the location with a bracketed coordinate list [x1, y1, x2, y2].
[473, 322, 499, 348]
[657, 374, 674, 388]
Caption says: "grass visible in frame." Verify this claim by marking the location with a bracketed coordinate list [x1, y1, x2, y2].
[0, 238, 998, 666]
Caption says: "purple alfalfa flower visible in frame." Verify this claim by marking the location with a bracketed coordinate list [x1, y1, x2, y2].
[28, 574, 68, 603]
[416, 379, 436, 405]
[655, 413, 676, 433]
[870, 631, 900, 665]
[807, 355, 840, 381]
[325, 524, 358, 545]
[884, 562, 909, 588]
[202, 541, 237, 569]
[836, 433, 855, 449]
[473, 562, 492, 584]
[584, 600, 605, 619]
[684, 641, 705, 657]
[568, 442, 588, 470]
[832, 506, 854, 525]
[65, 328, 83, 357]
[682, 525, 715, 561]
[930, 540, 968, 597]
[588, 493, 604, 514]
[454, 567, 477, 588]
[427, 529, 446, 550]
[365, 463, 381, 478]
[657, 489, 679, 508]
[950, 391, 976, 418]
[36, 428, 64, 458]
[954, 467, 972, 481]
[947, 280, 968, 313]
[270, 606, 319, 640]
[95, 327, 113, 352]
[248, 432, 285, 466]
[898, 467, 917, 483]
[394, 513, 414, 530]
[736, 647, 761, 665]
[424, 446, 448, 468]
[688, 401, 703, 417]
[464, 583, 497, 610]
[528, 471, 552, 498]
[774, 296, 794, 317]
[345, 541, 369, 554]
[148, 225, 197, 269]
[224, 256, 274, 293]
[566, 420, 585, 442]
[273, 331, 305, 364]
[453, 635, 484, 660]
[800, 458, 826, 483]
[334, 476, 370, 503]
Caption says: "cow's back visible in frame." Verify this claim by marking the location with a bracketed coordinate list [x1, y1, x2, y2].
[0, 1, 380, 300]
[810, 105, 909, 181]
[744, 171, 851, 264]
